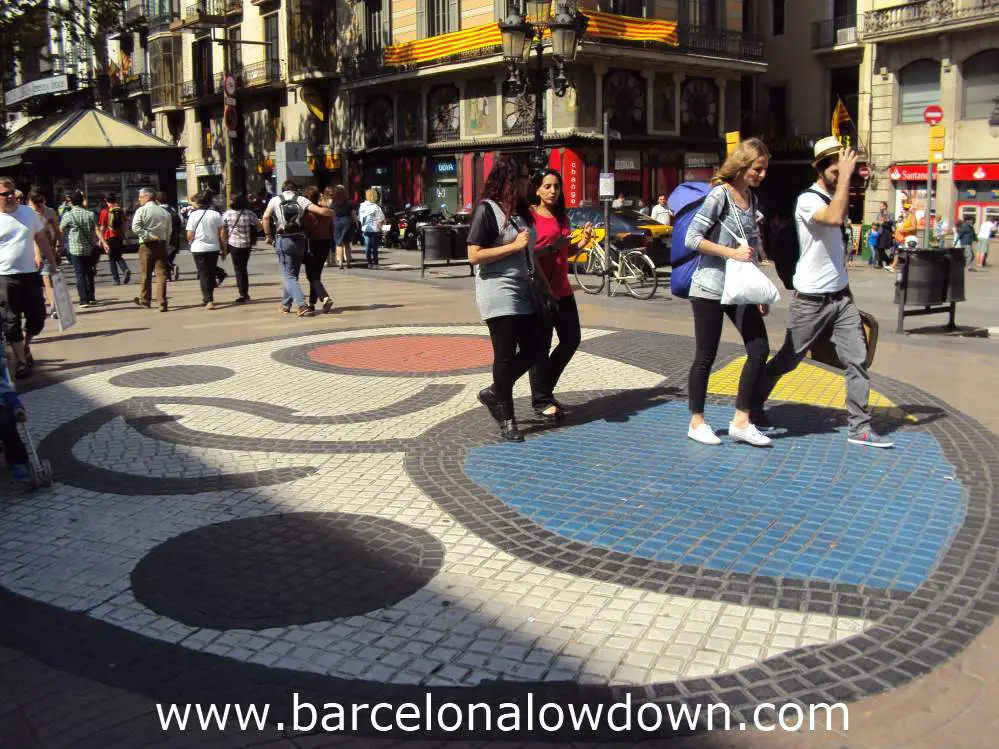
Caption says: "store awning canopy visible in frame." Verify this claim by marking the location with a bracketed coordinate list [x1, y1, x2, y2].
[0, 107, 180, 169]
[384, 10, 679, 67]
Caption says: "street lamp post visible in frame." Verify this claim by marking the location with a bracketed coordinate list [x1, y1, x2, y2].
[499, 0, 587, 173]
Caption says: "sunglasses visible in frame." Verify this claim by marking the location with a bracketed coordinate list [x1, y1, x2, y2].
[0, 191, 16, 199]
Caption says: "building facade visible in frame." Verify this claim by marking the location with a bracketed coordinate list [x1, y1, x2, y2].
[754, 0, 999, 230]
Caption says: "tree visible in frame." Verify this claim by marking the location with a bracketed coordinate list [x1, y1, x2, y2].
[1, 0, 142, 137]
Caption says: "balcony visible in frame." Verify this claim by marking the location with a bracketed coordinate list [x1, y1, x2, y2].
[180, 77, 217, 101]
[178, 0, 242, 26]
[289, 44, 337, 80]
[861, 0, 999, 42]
[125, 2, 147, 26]
[115, 72, 150, 97]
[341, 51, 388, 81]
[677, 25, 764, 62]
[811, 16, 860, 50]
[151, 81, 182, 110]
[233, 60, 283, 88]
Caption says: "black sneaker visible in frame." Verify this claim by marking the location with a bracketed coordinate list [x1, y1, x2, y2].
[848, 431, 894, 449]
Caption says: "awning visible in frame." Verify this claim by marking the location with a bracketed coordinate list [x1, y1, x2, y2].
[384, 10, 678, 67]
[953, 163, 999, 181]
[0, 107, 180, 169]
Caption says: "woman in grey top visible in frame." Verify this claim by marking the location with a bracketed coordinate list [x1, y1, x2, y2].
[684, 137, 772, 447]
[467, 157, 543, 443]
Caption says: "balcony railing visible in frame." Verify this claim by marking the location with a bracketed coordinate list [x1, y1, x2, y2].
[182, 0, 242, 21]
[180, 77, 216, 101]
[233, 59, 282, 87]
[677, 24, 764, 62]
[862, 0, 999, 40]
[289, 44, 337, 79]
[151, 81, 182, 109]
[125, 2, 147, 25]
[116, 72, 150, 97]
[812, 16, 859, 49]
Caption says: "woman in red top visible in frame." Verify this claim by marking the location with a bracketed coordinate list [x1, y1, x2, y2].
[527, 168, 594, 420]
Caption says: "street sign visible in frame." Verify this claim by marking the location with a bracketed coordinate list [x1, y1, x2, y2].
[928, 124, 945, 163]
[227, 130, 237, 139]
[599, 172, 615, 200]
[858, 164, 870, 178]
[223, 106, 238, 132]
[923, 105, 944, 125]
[725, 130, 740, 156]
[223, 74, 236, 97]
[224, 96, 236, 107]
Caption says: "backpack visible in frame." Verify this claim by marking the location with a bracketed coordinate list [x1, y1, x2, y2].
[667, 182, 712, 299]
[770, 188, 832, 291]
[108, 206, 124, 235]
[279, 193, 304, 234]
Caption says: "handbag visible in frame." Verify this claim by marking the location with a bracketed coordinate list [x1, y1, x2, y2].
[719, 189, 781, 306]
[509, 213, 557, 319]
[808, 309, 879, 369]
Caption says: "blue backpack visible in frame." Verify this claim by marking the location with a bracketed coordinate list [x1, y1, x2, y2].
[667, 182, 711, 298]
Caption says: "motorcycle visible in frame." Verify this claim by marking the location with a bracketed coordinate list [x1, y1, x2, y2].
[382, 209, 406, 248]
[402, 205, 431, 250]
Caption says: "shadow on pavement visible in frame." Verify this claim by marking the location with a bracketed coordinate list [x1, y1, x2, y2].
[33, 327, 148, 344]
[763, 401, 946, 440]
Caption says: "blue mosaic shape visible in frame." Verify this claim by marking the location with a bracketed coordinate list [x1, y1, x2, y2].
[464, 401, 968, 591]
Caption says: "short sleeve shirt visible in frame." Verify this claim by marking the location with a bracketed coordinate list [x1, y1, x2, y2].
[0, 205, 46, 275]
[186, 209, 223, 253]
[468, 200, 534, 321]
[793, 186, 849, 294]
[532, 211, 573, 300]
[222, 209, 257, 248]
[265, 192, 314, 234]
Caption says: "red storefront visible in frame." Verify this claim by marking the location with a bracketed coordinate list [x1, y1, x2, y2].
[954, 162, 999, 231]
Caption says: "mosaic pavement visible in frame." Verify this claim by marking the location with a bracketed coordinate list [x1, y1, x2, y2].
[1, 324, 997, 739]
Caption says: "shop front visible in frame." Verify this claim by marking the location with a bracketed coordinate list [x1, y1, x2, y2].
[683, 152, 720, 184]
[889, 163, 938, 230]
[425, 157, 459, 214]
[360, 158, 394, 211]
[953, 162, 999, 230]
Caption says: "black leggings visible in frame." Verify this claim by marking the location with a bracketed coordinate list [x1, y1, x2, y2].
[688, 298, 769, 414]
[485, 313, 543, 402]
[193, 251, 220, 304]
[528, 294, 581, 407]
[228, 246, 251, 298]
[304, 239, 331, 305]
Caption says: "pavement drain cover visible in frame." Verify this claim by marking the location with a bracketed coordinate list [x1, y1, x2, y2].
[130, 513, 444, 630]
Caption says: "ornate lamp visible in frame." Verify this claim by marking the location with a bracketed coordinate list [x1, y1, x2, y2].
[526, 0, 553, 25]
[499, 9, 534, 63]
[549, 1, 587, 62]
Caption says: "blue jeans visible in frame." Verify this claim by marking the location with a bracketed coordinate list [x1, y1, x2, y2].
[275, 235, 306, 308]
[70, 253, 96, 304]
[363, 231, 380, 266]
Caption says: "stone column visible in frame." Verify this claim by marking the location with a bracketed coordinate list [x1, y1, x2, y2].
[646, 74, 655, 135]
[717, 78, 727, 139]
[675, 73, 686, 137]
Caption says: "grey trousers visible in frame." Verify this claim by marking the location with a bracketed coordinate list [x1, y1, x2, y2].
[759, 292, 872, 437]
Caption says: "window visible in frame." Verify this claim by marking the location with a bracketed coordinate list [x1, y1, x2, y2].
[193, 36, 213, 93]
[598, 0, 644, 16]
[419, 0, 458, 38]
[771, 0, 784, 35]
[361, 0, 389, 53]
[963, 50, 999, 119]
[768, 84, 787, 139]
[264, 14, 279, 66]
[899, 59, 940, 124]
[228, 26, 242, 72]
[688, 0, 720, 27]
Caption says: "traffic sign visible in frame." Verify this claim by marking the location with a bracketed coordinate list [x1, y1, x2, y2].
[858, 164, 870, 178]
[223, 74, 236, 97]
[923, 105, 944, 125]
[223, 105, 238, 132]
[928, 123, 945, 163]
[725, 130, 740, 156]
[224, 96, 236, 107]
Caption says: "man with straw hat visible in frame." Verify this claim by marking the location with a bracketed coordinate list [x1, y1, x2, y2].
[754, 137, 893, 449]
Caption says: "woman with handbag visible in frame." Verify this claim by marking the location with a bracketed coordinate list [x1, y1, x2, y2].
[221, 192, 262, 303]
[301, 186, 334, 313]
[467, 157, 543, 443]
[683, 137, 772, 447]
[527, 168, 594, 421]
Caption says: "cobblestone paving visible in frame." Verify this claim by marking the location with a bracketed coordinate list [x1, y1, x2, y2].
[1, 324, 996, 741]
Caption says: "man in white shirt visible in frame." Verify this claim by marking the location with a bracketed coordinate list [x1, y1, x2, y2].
[650, 194, 671, 225]
[755, 138, 892, 449]
[977, 217, 995, 269]
[261, 179, 335, 316]
[0, 176, 58, 378]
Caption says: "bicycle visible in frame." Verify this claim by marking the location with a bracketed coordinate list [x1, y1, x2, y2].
[571, 239, 659, 299]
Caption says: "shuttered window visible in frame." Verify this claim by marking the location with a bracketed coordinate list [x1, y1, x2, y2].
[898, 59, 940, 124]
[420, 0, 458, 38]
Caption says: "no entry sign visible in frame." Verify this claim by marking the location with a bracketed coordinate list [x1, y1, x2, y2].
[923, 105, 944, 125]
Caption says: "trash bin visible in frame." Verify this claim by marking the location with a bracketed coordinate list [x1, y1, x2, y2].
[451, 225, 469, 259]
[893, 248, 965, 305]
[422, 225, 454, 261]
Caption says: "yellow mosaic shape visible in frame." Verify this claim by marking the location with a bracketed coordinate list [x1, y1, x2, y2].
[708, 357, 907, 417]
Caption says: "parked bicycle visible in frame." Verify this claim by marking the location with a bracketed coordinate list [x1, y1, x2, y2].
[571, 237, 659, 299]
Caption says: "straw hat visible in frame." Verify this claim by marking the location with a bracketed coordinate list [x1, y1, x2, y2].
[812, 136, 843, 166]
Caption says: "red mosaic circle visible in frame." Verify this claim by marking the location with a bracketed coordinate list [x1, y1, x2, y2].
[307, 335, 493, 374]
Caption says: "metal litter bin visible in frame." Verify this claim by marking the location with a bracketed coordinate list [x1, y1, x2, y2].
[421, 225, 453, 261]
[894, 247, 965, 332]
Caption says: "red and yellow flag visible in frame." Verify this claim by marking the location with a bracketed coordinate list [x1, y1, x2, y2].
[831, 97, 852, 137]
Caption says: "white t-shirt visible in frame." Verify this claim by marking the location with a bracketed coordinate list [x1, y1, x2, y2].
[979, 220, 996, 241]
[185, 208, 224, 253]
[0, 205, 45, 275]
[792, 185, 849, 295]
[266, 192, 314, 234]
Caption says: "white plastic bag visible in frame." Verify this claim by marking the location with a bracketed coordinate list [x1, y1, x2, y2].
[50, 270, 77, 331]
[721, 259, 781, 306]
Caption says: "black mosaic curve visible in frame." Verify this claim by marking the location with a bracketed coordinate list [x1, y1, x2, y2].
[131, 513, 445, 630]
[3, 324, 999, 740]
[272, 334, 494, 378]
[109, 365, 236, 388]
[36, 400, 317, 495]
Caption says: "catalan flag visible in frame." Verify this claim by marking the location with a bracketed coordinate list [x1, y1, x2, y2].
[831, 97, 853, 137]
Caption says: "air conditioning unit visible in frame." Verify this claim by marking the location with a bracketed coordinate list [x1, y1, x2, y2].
[836, 27, 857, 44]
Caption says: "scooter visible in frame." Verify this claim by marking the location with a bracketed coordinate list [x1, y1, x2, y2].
[402, 205, 431, 250]
[382, 209, 405, 248]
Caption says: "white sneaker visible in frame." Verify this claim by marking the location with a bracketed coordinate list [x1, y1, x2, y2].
[729, 422, 772, 447]
[688, 424, 722, 445]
